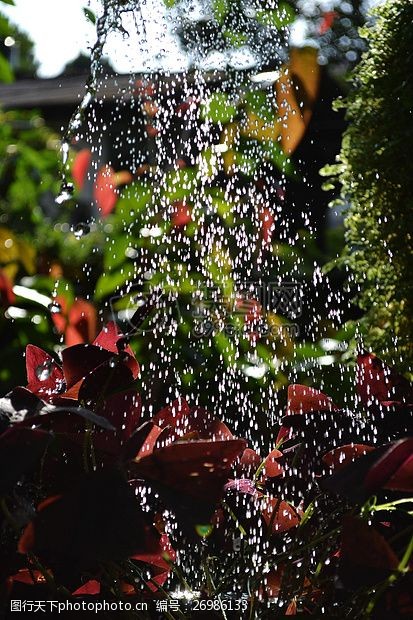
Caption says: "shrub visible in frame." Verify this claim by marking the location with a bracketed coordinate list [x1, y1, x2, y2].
[329, 0, 413, 372]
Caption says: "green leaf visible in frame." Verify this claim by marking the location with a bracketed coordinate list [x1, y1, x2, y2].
[0, 52, 14, 84]
[95, 264, 136, 300]
[256, 3, 296, 29]
[0, 0, 16, 5]
[103, 235, 132, 272]
[162, 168, 197, 201]
[214, 332, 237, 366]
[212, 0, 228, 24]
[201, 93, 237, 124]
[261, 141, 296, 177]
[113, 182, 152, 226]
[244, 90, 274, 122]
[233, 151, 258, 176]
[224, 30, 247, 47]
[210, 196, 235, 225]
[82, 7, 96, 25]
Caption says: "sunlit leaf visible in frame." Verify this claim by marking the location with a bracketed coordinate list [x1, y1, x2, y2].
[82, 7, 96, 25]
[256, 4, 296, 29]
[201, 93, 237, 124]
[0, 54, 14, 84]
[212, 0, 228, 24]
[244, 91, 275, 122]
[277, 46, 320, 154]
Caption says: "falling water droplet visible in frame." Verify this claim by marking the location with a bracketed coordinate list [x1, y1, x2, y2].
[48, 301, 62, 314]
[55, 183, 74, 205]
[35, 360, 53, 381]
[73, 223, 91, 239]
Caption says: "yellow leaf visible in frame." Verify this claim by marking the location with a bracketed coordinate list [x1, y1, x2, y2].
[0, 227, 19, 263]
[17, 238, 37, 274]
[242, 110, 281, 142]
[277, 46, 320, 154]
[241, 47, 320, 154]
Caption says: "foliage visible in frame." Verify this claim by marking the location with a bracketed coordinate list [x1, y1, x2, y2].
[165, 0, 367, 73]
[1, 0, 412, 615]
[327, 0, 413, 372]
[0, 10, 38, 79]
[1, 321, 413, 617]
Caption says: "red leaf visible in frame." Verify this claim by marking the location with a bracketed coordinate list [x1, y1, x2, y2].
[357, 352, 413, 406]
[155, 406, 234, 447]
[61, 344, 113, 390]
[319, 11, 338, 35]
[94, 165, 116, 217]
[130, 422, 164, 460]
[50, 295, 68, 334]
[10, 569, 48, 586]
[262, 448, 284, 478]
[65, 299, 97, 346]
[25, 345, 64, 399]
[93, 321, 139, 379]
[322, 444, 375, 472]
[72, 148, 92, 190]
[172, 201, 192, 227]
[261, 497, 300, 534]
[152, 397, 191, 429]
[365, 438, 413, 493]
[93, 166, 131, 217]
[259, 207, 274, 245]
[131, 533, 175, 591]
[286, 384, 338, 415]
[0, 269, 15, 307]
[235, 448, 262, 478]
[73, 580, 100, 596]
[18, 522, 35, 554]
[145, 124, 159, 138]
[133, 439, 246, 503]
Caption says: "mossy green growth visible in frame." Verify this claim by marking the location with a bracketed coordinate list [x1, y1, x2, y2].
[327, 0, 413, 372]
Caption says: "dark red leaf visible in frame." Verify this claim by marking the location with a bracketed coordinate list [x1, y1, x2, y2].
[261, 497, 300, 534]
[132, 438, 246, 503]
[0, 426, 52, 494]
[385, 454, 413, 492]
[339, 515, 399, 588]
[77, 360, 135, 405]
[357, 351, 413, 406]
[365, 437, 413, 493]
[22, 404, 116, 433]
[93, 321, 139, 379]
[97, 389, 141, 440]
[286, 384, 338, 415]
[322, 444, 375, 472]
[61, 344, 113, 390]
[25, 345, 64, 398]
[152, 397, 191, 429]
[122, 421, 164, 461]
[18, 468, 159, 570]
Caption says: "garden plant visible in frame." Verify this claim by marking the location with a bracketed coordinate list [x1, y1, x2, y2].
[0, 0, 412, 618]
